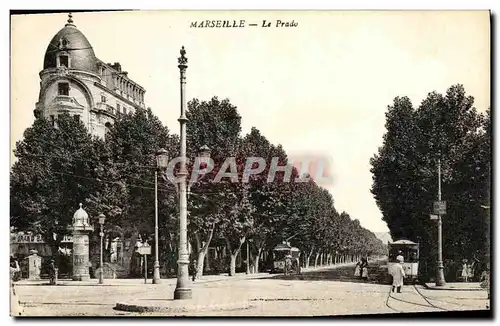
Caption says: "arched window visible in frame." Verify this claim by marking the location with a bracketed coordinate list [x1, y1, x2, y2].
[105, 122, 112, 135]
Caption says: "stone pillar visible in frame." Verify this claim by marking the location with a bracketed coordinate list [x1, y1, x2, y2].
[72, 231, 91, 280]
[71, 203, 94, 281]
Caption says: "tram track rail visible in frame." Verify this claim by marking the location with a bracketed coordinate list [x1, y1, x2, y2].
[384, 285, 448, 313]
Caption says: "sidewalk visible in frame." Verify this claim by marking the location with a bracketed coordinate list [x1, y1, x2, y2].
[424, 282, 485, 291]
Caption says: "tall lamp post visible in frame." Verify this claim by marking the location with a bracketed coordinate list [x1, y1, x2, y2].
[435, 157, 446, 286]
[153, 148, 169, 284]
[98, 214, 106, 285]
[174, 45, 191, 300]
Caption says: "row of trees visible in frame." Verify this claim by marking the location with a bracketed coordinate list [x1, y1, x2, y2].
[11, 96, 386, 278]
[370, 84, 490, 281]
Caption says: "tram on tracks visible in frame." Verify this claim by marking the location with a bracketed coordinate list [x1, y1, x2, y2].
[271, 242, 301, 275]
[388, 239, 419, 284]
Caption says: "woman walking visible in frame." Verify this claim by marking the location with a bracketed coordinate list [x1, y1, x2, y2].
[361, 257, 369, 281]
[354, 261, 361, 279]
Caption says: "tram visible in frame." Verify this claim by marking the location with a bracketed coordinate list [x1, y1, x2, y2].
[388, 239, 419, 284]
[272, 242, 301, 274]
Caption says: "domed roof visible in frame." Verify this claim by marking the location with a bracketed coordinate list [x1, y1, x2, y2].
[43, 14, 98, 73]
[73, 203, 90, 226]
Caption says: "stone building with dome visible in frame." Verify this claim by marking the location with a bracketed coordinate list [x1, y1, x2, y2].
[34, 13, 146, 138]
[10, 13, 148, 278]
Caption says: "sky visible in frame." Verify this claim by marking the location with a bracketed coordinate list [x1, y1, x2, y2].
[10, 10, 490, 233]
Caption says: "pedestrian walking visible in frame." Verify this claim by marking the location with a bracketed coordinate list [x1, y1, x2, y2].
[389, 256, 405, 293]
[461, 259, 469, 282]
[354, 261, 361, 278]
[10, 257, 23, 316]
[48, 259, 58, 285]
[361, 257, 369, 281]
[189, 259, 197, 282]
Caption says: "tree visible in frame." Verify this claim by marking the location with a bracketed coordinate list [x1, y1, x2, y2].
[242, 129, 293, 273]
[185, 97, 243, 278]
[103, 107, 178, 274]
[371, 84, 490, 280]
[11, 114, 104, 255]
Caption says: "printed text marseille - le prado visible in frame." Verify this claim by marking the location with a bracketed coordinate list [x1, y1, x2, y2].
[190, 19, 298, 28]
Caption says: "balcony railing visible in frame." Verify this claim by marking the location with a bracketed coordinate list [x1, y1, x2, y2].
[96, 102, 116, 116]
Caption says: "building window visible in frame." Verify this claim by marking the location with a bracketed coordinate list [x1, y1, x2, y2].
[123, 107, 127, 115]
[117, 104, 120, 113]
[101, 95, 106, 103]
[59, 55, 69, 68]
[105, 122, 112, 135]
[50, 115, 55, 127]
[58, 83, 69, 96]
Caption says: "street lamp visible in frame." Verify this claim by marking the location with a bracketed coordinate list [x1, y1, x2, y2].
[174, 46, 213, 299]
[199, 145, 211, 160]
[153, 148, 169, 284]
[174, 45, 191, 300]
[98, 214, 105, 284]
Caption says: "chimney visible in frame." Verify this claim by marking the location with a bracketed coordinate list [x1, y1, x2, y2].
[112, 62, 122, 72]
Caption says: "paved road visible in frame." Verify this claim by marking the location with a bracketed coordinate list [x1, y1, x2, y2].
[14, 263, 490, 316]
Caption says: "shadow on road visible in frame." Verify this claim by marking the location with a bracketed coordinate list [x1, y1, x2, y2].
[262, 262, 391, 285]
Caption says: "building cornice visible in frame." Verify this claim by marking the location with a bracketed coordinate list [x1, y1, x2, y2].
[39, 67, 101, 82]
[96, 59, 145, 92]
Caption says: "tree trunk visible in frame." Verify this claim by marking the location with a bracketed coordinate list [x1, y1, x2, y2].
[250, 244, 264, 274]
[229, 251, 239, 276]
[314, 251, 321, 267]
[125, 231, 139, 276]
[194, 226, 215, 280]
[306, 248, 314, 268]
[225, 236, 245, 276]
[205, 250, 210, 272]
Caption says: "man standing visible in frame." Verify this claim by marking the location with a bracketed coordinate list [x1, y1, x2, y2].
[389, 256, 405, 293]
[48, 259, 58, 285]
[189, 259, 197, 282]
